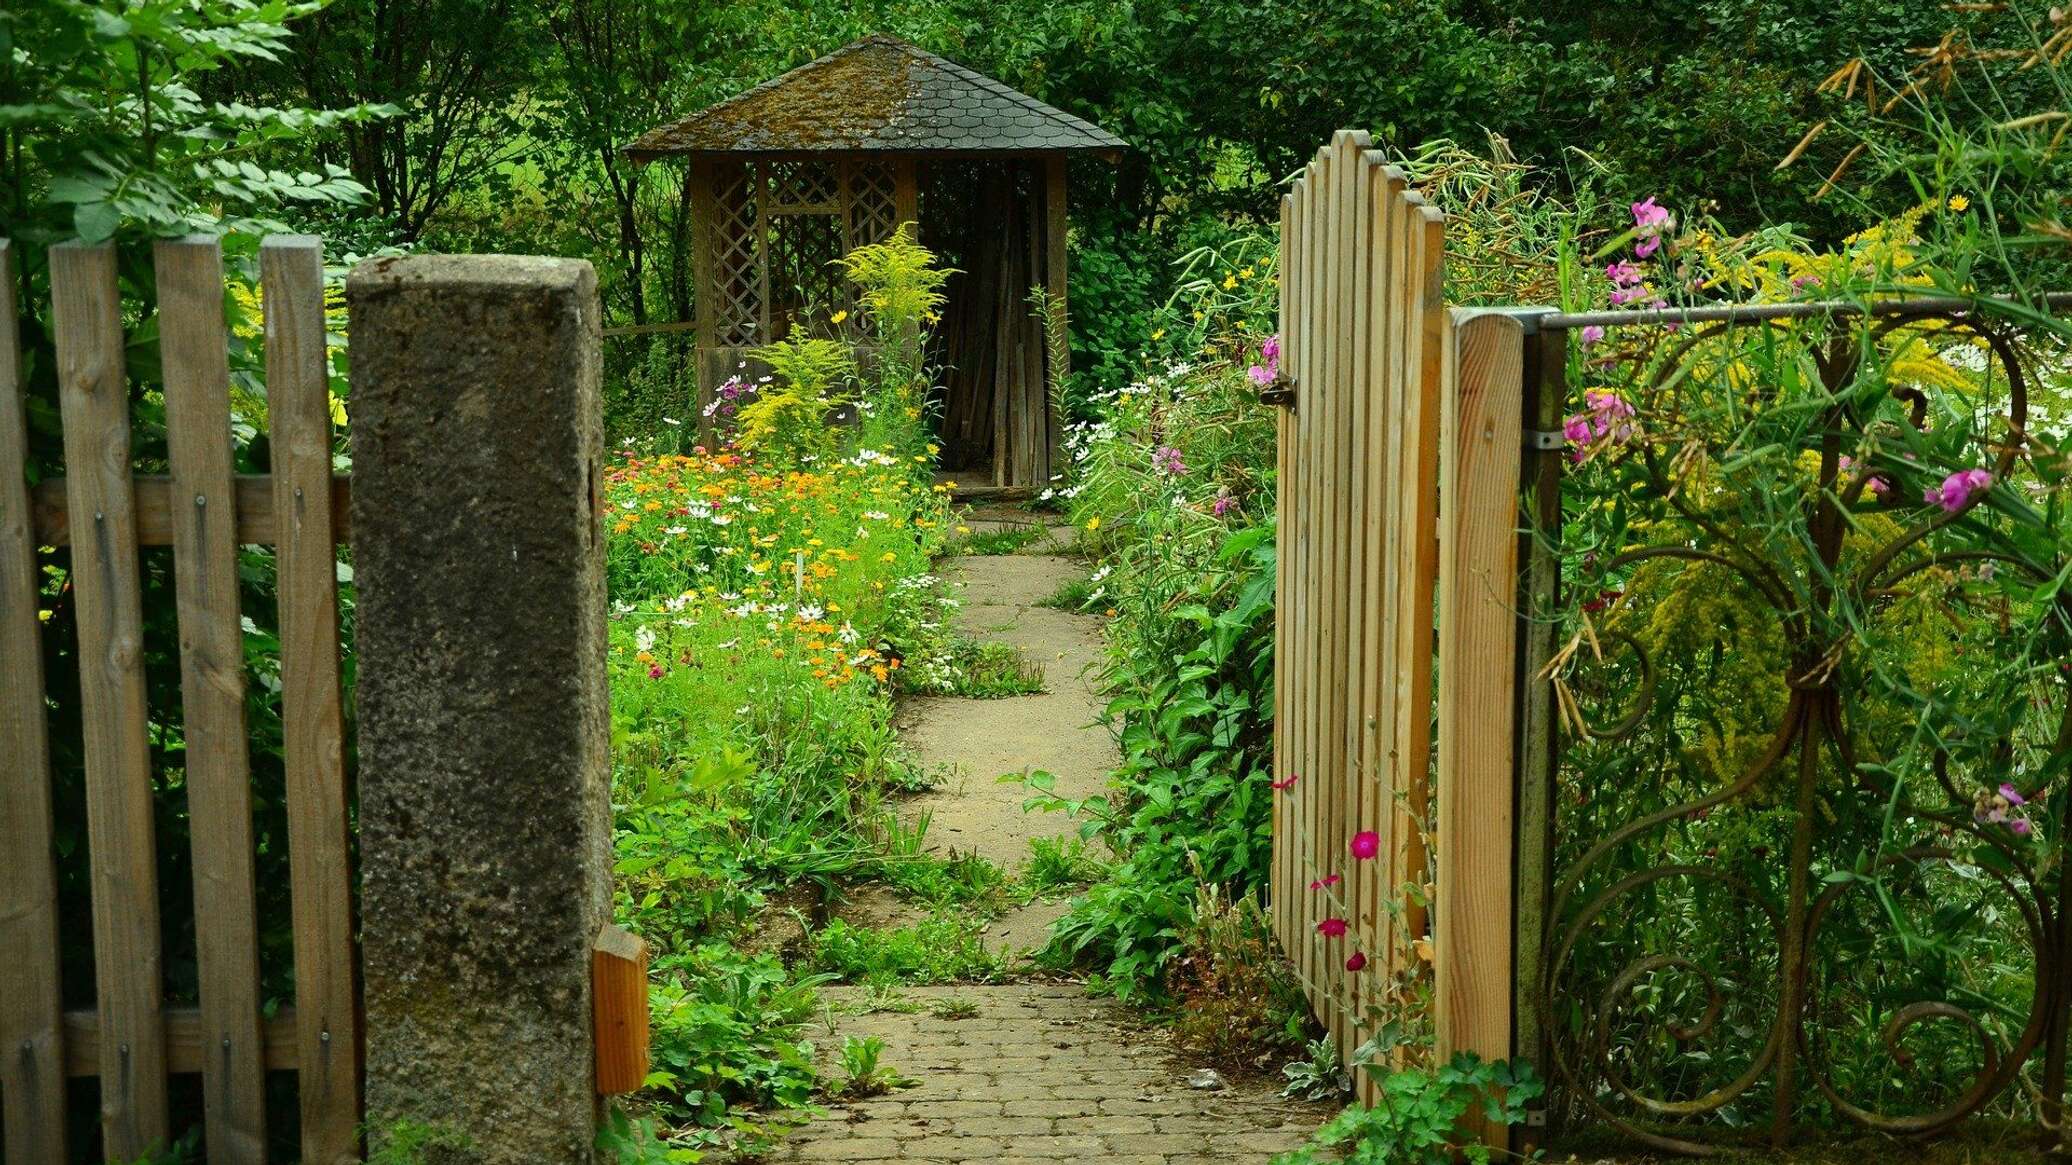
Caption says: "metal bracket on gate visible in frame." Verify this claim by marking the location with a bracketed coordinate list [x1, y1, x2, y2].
[1259, 373, 1297, 410]
[1524, 428, 1566, 452]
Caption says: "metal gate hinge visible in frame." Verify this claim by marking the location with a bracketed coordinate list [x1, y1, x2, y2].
[1525, 429, 1566, 451]
[1259, 373, 1297, 409]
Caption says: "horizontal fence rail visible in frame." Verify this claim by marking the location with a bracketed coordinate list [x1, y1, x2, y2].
[0, 235, 361, 1164]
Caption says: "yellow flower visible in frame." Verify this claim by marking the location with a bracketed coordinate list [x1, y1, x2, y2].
[1222, 275, 1237, 290]
[1085, 516, 1101, 531]
[1151, 328, 1166, 341]
[831, 309, 850, 324]
[1948, 194, 1970, 212]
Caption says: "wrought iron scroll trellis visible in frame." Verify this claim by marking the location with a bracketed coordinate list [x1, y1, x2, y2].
[1519, 296, 2072, 1155]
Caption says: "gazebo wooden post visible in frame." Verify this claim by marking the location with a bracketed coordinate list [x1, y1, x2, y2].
[1043, 155, 1069, 483]
[686, 160, 719, 431]
[893, 159, 920, 232]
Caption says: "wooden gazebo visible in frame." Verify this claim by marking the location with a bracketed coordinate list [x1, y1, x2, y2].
[626, 35, 1125, 490]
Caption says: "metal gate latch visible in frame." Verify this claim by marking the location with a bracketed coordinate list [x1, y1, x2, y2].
[1259, 373, 1297, 409]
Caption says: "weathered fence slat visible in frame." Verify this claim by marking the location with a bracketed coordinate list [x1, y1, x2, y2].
[0, 240, 69, 1165]
[159, 236, 270, 1163]
[1434, 311, 1527, 1139]
[51, 240, 172, 1157]
[263, 235, 363, 1165]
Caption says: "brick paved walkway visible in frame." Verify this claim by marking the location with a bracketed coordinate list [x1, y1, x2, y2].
[765, 985, 1326, 1163]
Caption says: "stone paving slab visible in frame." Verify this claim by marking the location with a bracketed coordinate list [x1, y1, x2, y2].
[760, 985, 1329, 1163]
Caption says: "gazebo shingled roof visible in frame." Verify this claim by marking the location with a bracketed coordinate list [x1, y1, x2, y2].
[624, 34, 1126, 160]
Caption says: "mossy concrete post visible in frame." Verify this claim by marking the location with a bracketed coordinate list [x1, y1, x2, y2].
[347, 255, 610, 1164]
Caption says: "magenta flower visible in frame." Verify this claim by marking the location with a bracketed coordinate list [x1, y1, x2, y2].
[2014, 819, 2035, 837]
[1581, 325, 1606, 346]
[1606, 260, 1642, 287]
[1152, 445, 1188, 476]
[1248, 334, 1282, 386]
[647, 665, 665, 680]
[1635, 235, 1662, 259]
[1270, 772, 1298, 791]
[1925, 468, 1993, 513]
[1632, 197, 1672, 233]
[1309, 873, 1342, 890]
[1349, 830, 1381, 860]
[1212, 490, 1236, 518]
[1564, 390, 1639, 462]
[1345, 951, 1368, 972]
[2001, 783, 2026, 807]
[1316, 917, 1348, 938]
[1609, 286, 1647, 306]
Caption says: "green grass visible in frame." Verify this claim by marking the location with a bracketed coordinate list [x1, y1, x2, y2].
[934, 639, 1045, 697]
[810, 915, 1007, 985]
[958, 523, 1047, 554]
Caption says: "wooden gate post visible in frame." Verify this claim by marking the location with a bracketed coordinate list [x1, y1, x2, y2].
[349, 255, 611, 1164]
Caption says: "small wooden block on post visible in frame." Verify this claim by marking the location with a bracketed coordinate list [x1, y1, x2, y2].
[592, 925, 650, 1095]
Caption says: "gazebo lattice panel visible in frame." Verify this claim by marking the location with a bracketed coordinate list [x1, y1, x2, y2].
[847, 159, 900, 249]
[711, 163, 762, 348]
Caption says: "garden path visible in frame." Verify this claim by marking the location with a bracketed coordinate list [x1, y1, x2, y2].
[765, 512, 1326, 1163]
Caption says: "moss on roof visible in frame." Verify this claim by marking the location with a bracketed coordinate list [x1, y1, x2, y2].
[625, 35, 1126, 159]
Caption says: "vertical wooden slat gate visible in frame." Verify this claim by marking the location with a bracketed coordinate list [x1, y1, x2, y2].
[0, 236, 362, 1164]
[1270, 132, 1529, 1130]
[1271, 130, 1447, 1068]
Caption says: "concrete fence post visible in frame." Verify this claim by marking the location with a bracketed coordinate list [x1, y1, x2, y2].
[347, 255, 610, 1164]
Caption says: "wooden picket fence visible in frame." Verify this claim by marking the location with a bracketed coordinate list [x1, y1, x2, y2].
[1267, 131, 1525, 1128]
[0, 237, 362, 1164]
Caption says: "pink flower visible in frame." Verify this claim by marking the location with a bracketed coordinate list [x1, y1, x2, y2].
[1349, 830, 1381, 860]
[1632, 197, 1672, 234]
[1581, 325, 1606, 346]
[1791, 274, 1822, 292]
[1309, 874, 1342, 890]
[1248, 335, 1282, 386]
[1270, 772, 1298, 791]
[1345, 951, 1368, 972]
[1635, 235, 1661, 259]
[1152, 445, 1188, 476]
[1564, 390, 1639, 463]
[1925, 468, 1993, 513]
[1605, 260, 1642, 286]
[1316, 917, 1348, 938]
[2001, 783, 2026, 807]
[1212, 491, 1236, 518]
[1609, 286, 1646, 306]
[647, 665, 665, 680]
[2014, 819, 2034, 837]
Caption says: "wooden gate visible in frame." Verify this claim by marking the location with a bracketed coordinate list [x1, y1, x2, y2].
[1268, 131, 1530, 1118]
[1270, 129, 1446, 1064]
[1, 237, 361, 1164]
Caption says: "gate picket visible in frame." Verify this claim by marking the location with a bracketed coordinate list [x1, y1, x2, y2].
[159, 237, 270, 1163]
[52, 240, 173, 1158]
[0, 239, 68, 1165]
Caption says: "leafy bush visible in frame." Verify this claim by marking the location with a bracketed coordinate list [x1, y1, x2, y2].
[1272, 1054, 1543, 1165]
